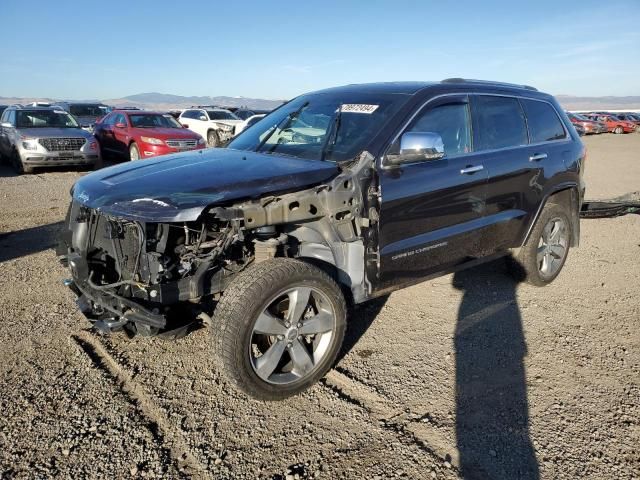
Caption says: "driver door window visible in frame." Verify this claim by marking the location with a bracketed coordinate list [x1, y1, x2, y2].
[408, 102, 472, 156]
[390, 101, 472, 158]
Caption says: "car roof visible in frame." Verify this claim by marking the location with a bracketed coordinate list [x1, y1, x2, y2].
[311, 79, 542, 97]
[313, 82, 438, 96]
[13, 106, 67, 112]
[113, 110, 168, 116]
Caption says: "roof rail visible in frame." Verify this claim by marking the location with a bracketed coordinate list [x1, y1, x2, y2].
[441, 78, 538, 91]
[8, 104, 24, 109]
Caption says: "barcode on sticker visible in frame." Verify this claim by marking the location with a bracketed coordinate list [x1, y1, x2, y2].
[340, 104, 379, 114]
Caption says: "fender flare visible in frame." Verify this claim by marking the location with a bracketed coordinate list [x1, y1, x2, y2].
[522, 183, 581, 247]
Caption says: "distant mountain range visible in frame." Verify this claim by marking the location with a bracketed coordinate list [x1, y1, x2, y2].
[1, 92, 639, 112]
[0, 92, 285, 111]
[105, 93, 286, 111]
[556, 95, 640, 111]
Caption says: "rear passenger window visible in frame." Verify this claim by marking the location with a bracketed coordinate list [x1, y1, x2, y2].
[473, 96, 528, 151]
[407, 102, 471, 156]
[521, 99, 566, 143]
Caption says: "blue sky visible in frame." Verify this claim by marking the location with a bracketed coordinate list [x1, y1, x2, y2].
[0, 0, 638, 100]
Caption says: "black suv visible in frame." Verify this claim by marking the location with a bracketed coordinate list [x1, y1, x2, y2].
[59, 79, 585, 400]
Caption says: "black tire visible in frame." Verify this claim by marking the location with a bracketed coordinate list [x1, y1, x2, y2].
[614, 126, 623, 134]
[206, 130, 219, 147]
[10, 149, 33, 174]
[129, 142, 140, 161]
[513, 203, 572, 286]
[213, 258, 347, 401]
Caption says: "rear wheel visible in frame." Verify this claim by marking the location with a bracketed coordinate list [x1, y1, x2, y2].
[512, 203, 572, 286]
[129, 142, 140, 161]
[207, 130, 219, 147]
[614, 126, 624, 134]
[213, 258, 347, 400]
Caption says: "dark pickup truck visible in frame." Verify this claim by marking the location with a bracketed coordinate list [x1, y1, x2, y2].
[59, 79, 585, 400]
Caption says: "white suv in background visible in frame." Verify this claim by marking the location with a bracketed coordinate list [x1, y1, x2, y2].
[178, 108, 243, 147]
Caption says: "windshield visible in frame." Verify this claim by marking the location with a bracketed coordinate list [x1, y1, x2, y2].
[129, 113, 182, 128]
[228, 92, 409, 162]
[207, 110, 239, 120]
[16, 110, 79, 128]
[235, 110, 255, 120]
[69, 104, 110, 117]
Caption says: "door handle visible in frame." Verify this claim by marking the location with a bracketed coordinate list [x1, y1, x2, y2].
[529, 153, 548, 162]
[460, 165, 484, 175]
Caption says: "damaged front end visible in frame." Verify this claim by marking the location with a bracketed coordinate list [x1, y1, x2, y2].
[59, 152, 377, 337]
[59, 201, 248, 336]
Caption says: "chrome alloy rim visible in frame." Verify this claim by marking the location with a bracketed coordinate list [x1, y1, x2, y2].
[537, 217, 568, 277]
[249, 286, 336, 385]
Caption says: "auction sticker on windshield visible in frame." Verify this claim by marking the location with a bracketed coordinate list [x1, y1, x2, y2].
[340, 104, 379, 114]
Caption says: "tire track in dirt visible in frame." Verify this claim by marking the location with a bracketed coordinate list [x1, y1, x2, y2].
[324, 369, 460, 470]
[71, 330, 211, 479]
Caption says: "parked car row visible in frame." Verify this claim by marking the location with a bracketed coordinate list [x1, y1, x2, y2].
[0, 101, 274, 171]
[567, 111, 640, 135]
[2, 92, 637, 175]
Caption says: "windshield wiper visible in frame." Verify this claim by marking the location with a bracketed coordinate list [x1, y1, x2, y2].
[255, 101, 309, 154]
[320, 105, 342, 161]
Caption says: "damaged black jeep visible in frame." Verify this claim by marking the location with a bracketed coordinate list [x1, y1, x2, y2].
[60, 80, 585, 400]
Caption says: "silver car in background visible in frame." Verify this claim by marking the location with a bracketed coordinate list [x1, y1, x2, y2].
[53, 102, 112, 132]
[0, 105, 101, 174]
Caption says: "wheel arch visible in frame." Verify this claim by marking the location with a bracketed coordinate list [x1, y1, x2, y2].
[523, 185, 581, 248]
[289, 234, 368, 304]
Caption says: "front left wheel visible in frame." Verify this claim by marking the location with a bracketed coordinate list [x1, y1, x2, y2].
[213, 258, 347, 400]
[129, 142, 140, 161]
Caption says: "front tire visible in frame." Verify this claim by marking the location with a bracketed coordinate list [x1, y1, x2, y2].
[614, 126, 624, 134]
[207, 130, 219, 147]
[11, 149, 33, 174]
[129, 142, 140, 161]
[213, 258, 347, 400]
[513, 203, 572, 286]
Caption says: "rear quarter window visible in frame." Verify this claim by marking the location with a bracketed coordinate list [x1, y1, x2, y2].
[521, 99, 566, 143]
[472, 95, 528, 151]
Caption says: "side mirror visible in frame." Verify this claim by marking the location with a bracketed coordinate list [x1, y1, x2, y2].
[199, 115, 207, 121]
[115, 122, 126, 128]
[387, 132, 445, 166]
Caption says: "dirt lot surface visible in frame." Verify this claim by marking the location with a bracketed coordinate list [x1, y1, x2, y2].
[0, 134, 638, 479]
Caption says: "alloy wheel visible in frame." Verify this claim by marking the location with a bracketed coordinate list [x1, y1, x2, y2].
[249, 286, 336, 385]
[537, 217, 568, 278]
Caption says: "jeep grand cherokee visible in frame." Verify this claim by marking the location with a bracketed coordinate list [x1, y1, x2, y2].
[59, 79, 585, 400]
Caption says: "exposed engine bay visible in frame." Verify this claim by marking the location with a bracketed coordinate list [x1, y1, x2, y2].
[59, 152, 377, 337]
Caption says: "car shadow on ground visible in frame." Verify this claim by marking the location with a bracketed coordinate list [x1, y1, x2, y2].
[0, 221, 64, 263]
[452, 259, 539, 479]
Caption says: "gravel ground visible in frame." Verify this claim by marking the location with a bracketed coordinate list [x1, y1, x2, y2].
[0, 133, 638, 479]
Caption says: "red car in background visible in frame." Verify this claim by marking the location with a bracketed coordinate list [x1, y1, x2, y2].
[95, 110, 206, 161]
[582, 113, 637, 134]
[613, 113, 640, 127]
[565, 112, 608, 134]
